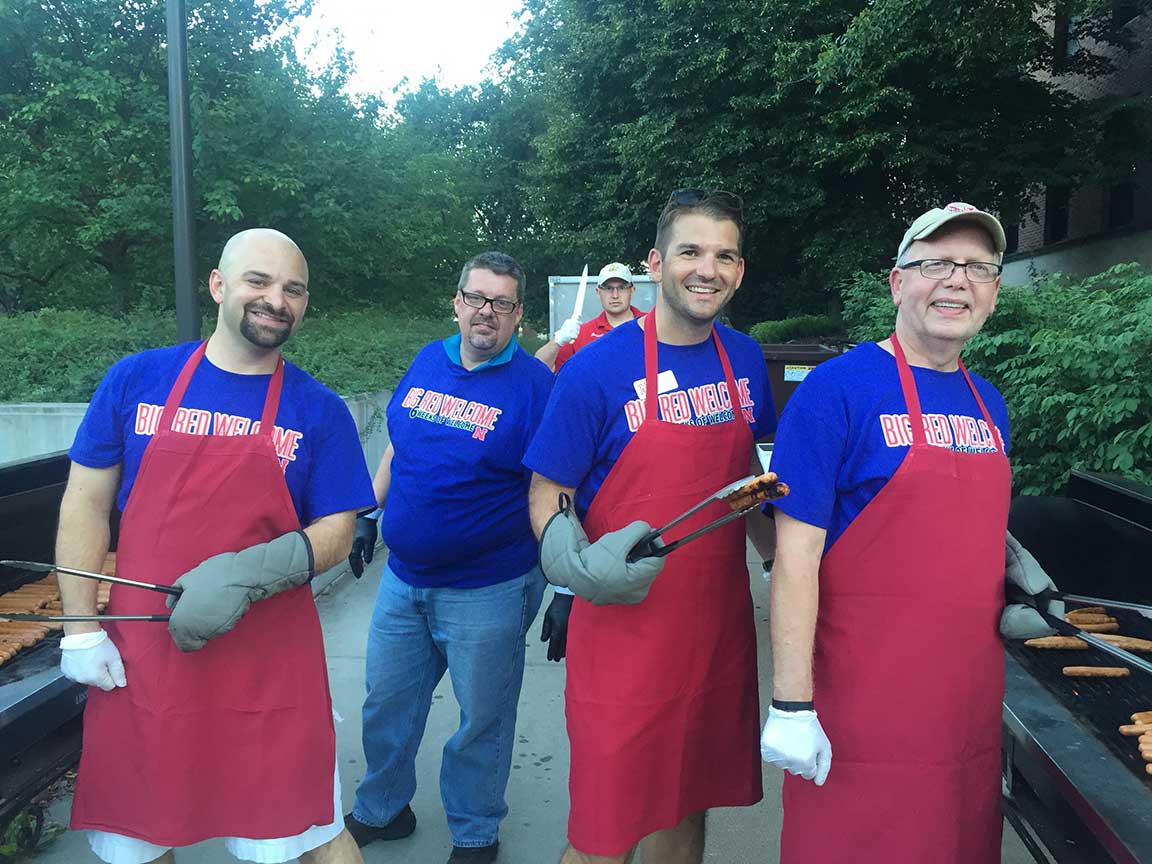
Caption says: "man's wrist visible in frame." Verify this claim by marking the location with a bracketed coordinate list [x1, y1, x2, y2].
[771, 698, 815, 712]
[63, 621, 102, 638]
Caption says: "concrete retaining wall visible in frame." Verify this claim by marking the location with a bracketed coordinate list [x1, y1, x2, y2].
[0, 405, 88, 466]
[0, 392, 394, 468]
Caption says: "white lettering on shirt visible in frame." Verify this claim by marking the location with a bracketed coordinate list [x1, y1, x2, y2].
[878, 412, 1003, 454]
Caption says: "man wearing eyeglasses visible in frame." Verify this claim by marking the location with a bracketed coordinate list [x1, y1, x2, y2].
[344, 252, 553, 864]
[535, 263, 644, 374]
[525, 189, 778, 864]
[762, 203, 1033, 863]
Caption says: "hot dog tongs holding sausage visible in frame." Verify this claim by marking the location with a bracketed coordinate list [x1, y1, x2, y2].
[626, 472, 790, 562]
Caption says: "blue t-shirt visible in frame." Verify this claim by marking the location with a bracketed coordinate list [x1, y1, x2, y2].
[770, 342, 1010, 552]
[70, 342, 376, 525]
[381, 337, 554, 589]
[524, 320, 777, 516]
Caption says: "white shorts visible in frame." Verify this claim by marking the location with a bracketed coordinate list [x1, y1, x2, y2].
[86, 760, 343, 864]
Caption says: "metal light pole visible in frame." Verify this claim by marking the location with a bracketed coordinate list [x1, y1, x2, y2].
[166, 0, 199, 342]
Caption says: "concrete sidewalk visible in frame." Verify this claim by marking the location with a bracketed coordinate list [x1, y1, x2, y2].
[36, 549, 1032, 863]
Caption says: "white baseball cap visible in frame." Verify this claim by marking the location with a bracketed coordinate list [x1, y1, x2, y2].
[897, 202, 1007, 260]
[597, 262, 634, 287]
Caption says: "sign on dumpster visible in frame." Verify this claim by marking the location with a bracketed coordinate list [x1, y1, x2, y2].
[784, 364, 816, 382]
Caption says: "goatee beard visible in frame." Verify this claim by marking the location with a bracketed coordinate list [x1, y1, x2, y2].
[240, 304, 293, 348]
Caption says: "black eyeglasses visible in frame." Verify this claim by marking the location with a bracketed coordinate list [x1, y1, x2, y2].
[666, 187, 744, 214]
[459, 290, 519, 315]
[899, 259, 1003, 283]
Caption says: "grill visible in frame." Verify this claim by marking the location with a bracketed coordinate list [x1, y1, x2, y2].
[1003, 471, 1152, 864]
[0, 452, 89, 848]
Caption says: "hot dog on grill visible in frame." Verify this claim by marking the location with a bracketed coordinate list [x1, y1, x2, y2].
[1025, 634, 1152, 652]
[1062, 666, 1129, 677]
[1119, 723, 1152, 736]
[1064, 613, 1116, 625]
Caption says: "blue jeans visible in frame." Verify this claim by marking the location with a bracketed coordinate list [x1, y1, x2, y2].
[352, 561, 545, 848]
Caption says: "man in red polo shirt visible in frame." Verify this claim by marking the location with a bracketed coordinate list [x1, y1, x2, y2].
[536, 263, 643, 372]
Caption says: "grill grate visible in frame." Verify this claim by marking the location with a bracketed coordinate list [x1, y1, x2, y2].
[1005, 604, 1152, 789]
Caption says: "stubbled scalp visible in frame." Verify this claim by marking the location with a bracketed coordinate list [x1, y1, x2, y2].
[218, 228, 308, 282]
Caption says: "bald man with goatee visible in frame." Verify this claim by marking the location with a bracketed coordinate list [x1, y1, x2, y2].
[56, 229, 376, 864]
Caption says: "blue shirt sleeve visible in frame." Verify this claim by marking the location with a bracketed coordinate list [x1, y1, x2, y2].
[299, 394, 376, 525]
[524, 358, 609, 489]
[745, 345, 777, 440]
[769, 364, 847, 531]
[69, 356, 135, 469]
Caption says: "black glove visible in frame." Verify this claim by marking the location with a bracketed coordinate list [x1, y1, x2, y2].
[349, 515, 379, 579]
[540, 592, 574, 662]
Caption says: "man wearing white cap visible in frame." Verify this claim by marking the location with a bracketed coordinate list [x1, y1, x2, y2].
[535, 263, 646, 662]
[760, 203, 1056, 863]
[535, 263, 643, 373]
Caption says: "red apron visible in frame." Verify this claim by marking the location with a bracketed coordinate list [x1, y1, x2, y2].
[565, 310, 762, 856]
[71, 342, 336, 845]
[781, 334, 1010, 863]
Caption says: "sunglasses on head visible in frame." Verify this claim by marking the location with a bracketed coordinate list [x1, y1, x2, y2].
[666, 187, 744, 214]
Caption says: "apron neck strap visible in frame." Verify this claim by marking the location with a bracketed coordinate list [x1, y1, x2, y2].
[162, 342, 285, 438]
[260, 356, 286, 433]
[956, 359, 1002, 451]
[890, 333, 1001, 451]
[643, 308, 739, 422]
[889, 332, 925, 447]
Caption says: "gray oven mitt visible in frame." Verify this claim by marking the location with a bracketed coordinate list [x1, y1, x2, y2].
[1000, 530, 1064, 640]
[166, 530, 314, 652]
[539, 495, 665, 605]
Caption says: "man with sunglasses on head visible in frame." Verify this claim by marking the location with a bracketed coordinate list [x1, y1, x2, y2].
[525, 189, 778, 864]
[345, 252, 553, 864]
[762, 204, 1053, 863]
[535, 262, 644, 373]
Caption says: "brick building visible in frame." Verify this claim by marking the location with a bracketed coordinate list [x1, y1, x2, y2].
[1002, 3, 1152, 283]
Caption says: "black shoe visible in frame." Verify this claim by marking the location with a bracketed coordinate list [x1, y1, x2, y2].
[343, 806, 416, 848]
[447, 841, 499, 863]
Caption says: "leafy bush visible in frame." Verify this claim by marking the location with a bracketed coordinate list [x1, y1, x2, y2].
[0, 310, 178, 402]
[840, 271, 897, 343]
[748, 314, 844, 344]
[284, 312, 455, 395]
[0, 308, 457, 402]
[840, 264, 1152, 494]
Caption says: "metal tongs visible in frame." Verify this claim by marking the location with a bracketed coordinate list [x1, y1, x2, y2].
[1038, 588, 1152, 620]
[1011, 589, 1152, 678]
[628, 475, 760, 562]
[0, 560, 177, 622]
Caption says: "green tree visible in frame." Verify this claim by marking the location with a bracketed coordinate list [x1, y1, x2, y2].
[0, 0, 481, 318]
[492, 0, 1149, 326]
[394, 76, 562, 321]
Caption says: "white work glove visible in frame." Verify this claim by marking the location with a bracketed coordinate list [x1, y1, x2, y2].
[554, 316, 581, 345]
[1001, 531, 1064, 639]
[760, 705, 832, 785]
[61, 630, 127, 691]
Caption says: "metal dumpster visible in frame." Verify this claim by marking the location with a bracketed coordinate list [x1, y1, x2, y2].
[760, 343, 843, 422]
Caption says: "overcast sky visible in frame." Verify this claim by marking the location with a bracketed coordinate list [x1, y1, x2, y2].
[294, 0, 526, 102]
